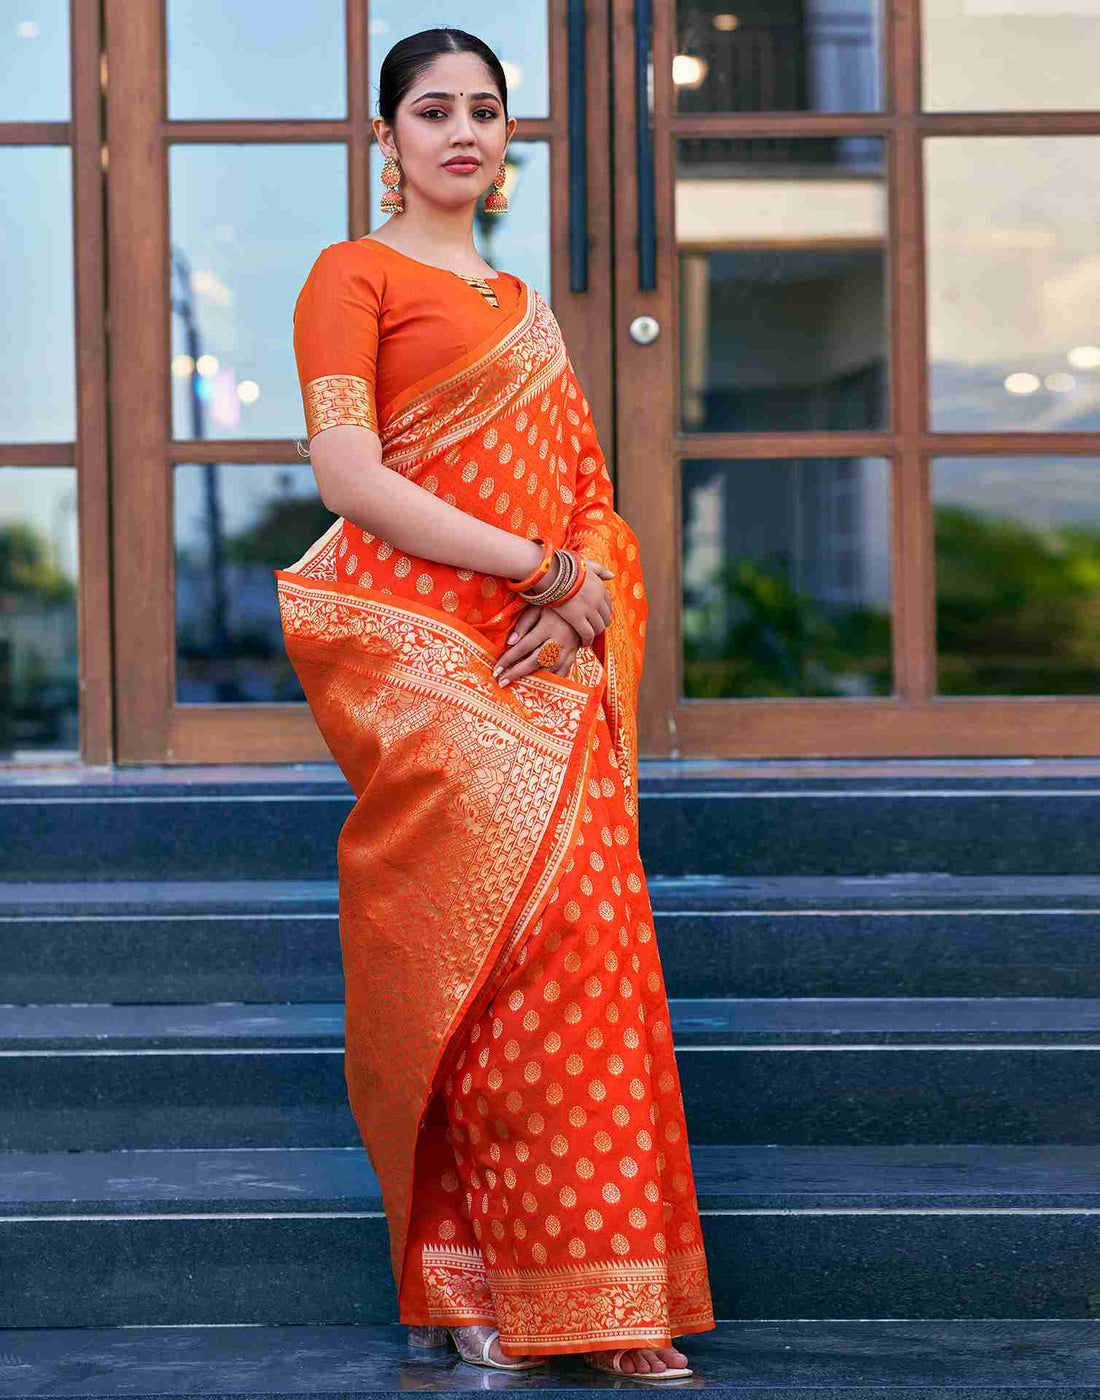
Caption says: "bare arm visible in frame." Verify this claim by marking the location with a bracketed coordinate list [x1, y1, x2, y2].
[310, 423, 543, 582]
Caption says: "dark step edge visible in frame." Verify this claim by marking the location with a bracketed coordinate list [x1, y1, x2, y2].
[7, 874, 1100, 917]
[8, 998, 1100, 1051]
[6, 1144, 1100, 1217]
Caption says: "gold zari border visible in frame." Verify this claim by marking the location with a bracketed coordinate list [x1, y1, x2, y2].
[421, 1242, 714, 1347]
[303, 373, 378, 439]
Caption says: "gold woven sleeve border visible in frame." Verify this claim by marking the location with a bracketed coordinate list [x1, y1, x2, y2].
[304, 374, 378, 439]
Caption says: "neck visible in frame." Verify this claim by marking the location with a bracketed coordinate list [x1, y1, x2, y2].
[380, 198, 481, 262]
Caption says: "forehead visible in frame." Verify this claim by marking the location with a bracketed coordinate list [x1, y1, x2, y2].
[406, 51, 500, 100]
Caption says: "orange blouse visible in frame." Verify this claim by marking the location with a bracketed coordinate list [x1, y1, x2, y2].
[293, 237, 525, 441]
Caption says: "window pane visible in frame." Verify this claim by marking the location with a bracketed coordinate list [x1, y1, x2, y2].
[368, 6, 549, 119]
[683, 457, 893, 698]
[934, 456, 1100, 697]
[369, 140, 551, 301]
[174, 463, 328, 703]
[0, 148, 75, 442]
[169, 145, 347, 441]
[926, 138, 1100, 433]
[167, 1, 346, 119]
[1, 2, 69, 121]
[0, 468, 79, 756]
[923, 0, 1100, 112]
[675, 0, 884, 114]
[677, 137, 888, 433]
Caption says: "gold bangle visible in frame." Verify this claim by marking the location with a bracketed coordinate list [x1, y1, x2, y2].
[544, 555, 587, 609]
[521, 548, 574, 604]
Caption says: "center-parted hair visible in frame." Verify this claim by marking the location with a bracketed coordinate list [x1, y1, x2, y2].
[376, 27, 509, 124]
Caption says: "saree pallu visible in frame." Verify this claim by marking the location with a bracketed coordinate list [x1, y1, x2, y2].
[275, 281, 715, 1355]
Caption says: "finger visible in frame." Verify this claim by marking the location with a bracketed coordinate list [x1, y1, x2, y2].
[497, 629, 556, 683]
[592, 564, 614, 579]
[498, 648, 549, 687]
[504, 607, 541, 646]
[554, 647, 578, 676]
[492, 616, 540, 674]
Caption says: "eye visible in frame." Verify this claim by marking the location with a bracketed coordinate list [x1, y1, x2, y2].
[475, 107, 498, 119]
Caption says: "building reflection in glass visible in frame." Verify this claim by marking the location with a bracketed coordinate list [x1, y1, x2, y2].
[675, 0, 883, 115]
[677, 136, 888, 434]
[926, 137, 1100, 433]
[923, 0, 1100, 113]
[167, 0, 346, 120]
[934, 456, 1100, 697]
[682, 457, 892, 699]
[174, 463, 328, 704]
[0, 468, 79, 755]
[168, 144, 347, 442]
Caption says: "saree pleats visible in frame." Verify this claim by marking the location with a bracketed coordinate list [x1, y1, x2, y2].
[399, 697, 713, 1354]
[276, 278, 715, 1352]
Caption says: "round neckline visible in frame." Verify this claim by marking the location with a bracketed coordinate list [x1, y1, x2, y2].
[357, 235, 512, 283]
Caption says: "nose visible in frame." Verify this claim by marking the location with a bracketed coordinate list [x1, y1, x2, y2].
[450, 109, 478, 144]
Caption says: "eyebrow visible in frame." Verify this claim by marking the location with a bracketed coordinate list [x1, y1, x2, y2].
[411, 90, 501, 103]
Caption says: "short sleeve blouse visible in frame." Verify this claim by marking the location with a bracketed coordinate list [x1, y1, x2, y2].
[293, 243, 383, 442]
[292, 238, 523, 445]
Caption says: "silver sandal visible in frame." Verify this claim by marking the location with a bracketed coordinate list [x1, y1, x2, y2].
[585, 1348, 694, 1381]
[408, 1324, 546, 1371]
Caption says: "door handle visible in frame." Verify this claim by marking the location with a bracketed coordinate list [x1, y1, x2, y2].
[634, 0, 656, 291]
[567, 0, 588, 293]
[629, 314, 660, 344]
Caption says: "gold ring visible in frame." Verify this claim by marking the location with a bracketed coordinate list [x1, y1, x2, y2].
[537, 639, 562, 668]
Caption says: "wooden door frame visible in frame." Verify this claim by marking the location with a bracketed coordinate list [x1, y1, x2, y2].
[0, 0, 113, 765]
[612, 0, 1100, 758]
[105, 0, 615, 763]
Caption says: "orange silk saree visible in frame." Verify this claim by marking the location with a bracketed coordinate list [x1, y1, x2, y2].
[275, 244, 714, 1355]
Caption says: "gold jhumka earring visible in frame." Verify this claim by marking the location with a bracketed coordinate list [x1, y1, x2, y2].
[380, 153, 404, 214]
[484, 160, 509, 215]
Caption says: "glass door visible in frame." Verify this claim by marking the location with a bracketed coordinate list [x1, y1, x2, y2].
[0, 1, 111, 764]
[614, 0, 1100, 757]
[106, 0, 614, 762]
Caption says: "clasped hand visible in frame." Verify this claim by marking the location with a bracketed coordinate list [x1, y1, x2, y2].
[492, 556, 614, 686]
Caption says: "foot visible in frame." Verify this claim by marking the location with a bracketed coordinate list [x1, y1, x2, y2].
[588, 1346, 690, 1375]
[451, 1324, 539, 1366]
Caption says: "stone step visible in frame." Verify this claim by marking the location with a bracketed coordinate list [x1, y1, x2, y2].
[4, 774, 1099, 881]
[6, 1000, 1100, 1149]
[5, 1318, 1100, 1398]
[5, 875, 1100, 1003]
[4, 1145, 1100, 1327]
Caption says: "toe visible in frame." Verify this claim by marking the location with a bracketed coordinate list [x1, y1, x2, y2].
[490, 1336, 527, 1364]
[643, 1350, 668, 1373]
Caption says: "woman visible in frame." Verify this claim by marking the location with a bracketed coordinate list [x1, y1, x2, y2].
[275, 26, 715, 1379]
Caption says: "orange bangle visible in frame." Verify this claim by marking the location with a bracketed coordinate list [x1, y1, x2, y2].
[545, 555, 587, 608]
[506, 537, 554, 593]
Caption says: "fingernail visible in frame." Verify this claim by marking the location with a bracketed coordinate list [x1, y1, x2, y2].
[507, 632, 517, 643]
[500, 677, 510, 687]
[492, 666, 500, 678]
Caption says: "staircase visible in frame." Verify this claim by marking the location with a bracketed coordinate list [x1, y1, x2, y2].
[4, 763, 1100, 1394]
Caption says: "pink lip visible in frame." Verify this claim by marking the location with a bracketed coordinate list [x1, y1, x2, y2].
[444, 159, 480, 170]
